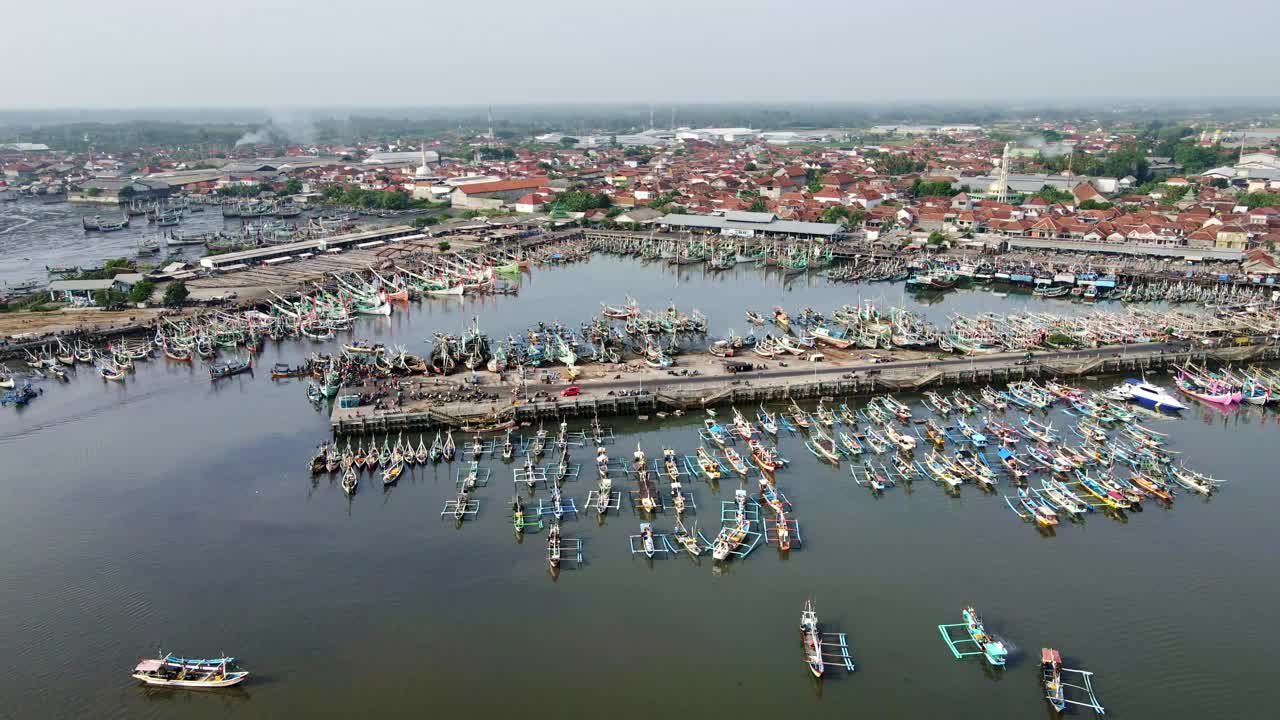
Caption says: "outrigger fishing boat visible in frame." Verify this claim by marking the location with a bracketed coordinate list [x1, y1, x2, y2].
[805, 431, 841, 464]
[938, 607, 1008, 667]
[1040, 648, 1106, 715]
[663, 447, 681, 482]
[696, 446, 722, 480]
[1005, 487, 1059, 527]
[757, 405, 779, 435]
[800, 599, 855, 678]
[671, 519, 702, 556]
[723, 447, 749, 476]
[131, 655, 249, 689]
[788, 399, 811, 430]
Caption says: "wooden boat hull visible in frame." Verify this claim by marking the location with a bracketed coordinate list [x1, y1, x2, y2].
[132, 671, 249, 688]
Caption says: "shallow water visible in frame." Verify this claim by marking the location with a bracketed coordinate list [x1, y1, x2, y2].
[0, 255, 1274, 719]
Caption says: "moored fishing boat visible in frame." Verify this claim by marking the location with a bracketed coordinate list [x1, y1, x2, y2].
[208, 355, 252, 380]
[695, 446, 722, 480]
[801, 599, 825, 677]
[1105, 378, 1187, 412]
[1173, 372, 1240, 405]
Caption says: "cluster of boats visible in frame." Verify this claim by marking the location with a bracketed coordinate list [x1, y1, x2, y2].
[676, 377, 1224, 531]
[728, 298, 1280, 356]
[311, 429, 464, 494]
[17, 336, 152, 383]
[1113, 278, 1274, 305]
[220, 199, 301, 219]
[592, 235, 835, 276]
[1173, 362, 1277, 405]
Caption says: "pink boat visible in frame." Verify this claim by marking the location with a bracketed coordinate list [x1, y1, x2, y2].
[1175, 373, 1241, 405]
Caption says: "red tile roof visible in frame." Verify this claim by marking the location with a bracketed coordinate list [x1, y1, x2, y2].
[455, 177, 548, 195]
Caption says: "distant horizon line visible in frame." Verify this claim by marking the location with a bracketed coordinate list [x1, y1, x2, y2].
[2, 96, 1280, 114]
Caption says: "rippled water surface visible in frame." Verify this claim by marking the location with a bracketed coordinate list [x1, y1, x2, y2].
[0, 245, 1274, 719]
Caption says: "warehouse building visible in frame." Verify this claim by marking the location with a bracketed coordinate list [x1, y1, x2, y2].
[658, 211, 843, 240]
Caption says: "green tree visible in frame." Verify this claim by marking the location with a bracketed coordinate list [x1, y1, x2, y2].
[1039, 151, 1104, 177]
[1102, 146, 1148, 181]
[927, 231, 946, 246]
[162, 280, 189, 306]
[846, 208, 866, 227]
[1172, 141, 1235, 175]
[437, 240, 452, 252]
[820, 205, 849, 224]
[1160, 184, 1190, 203]
[1078, 199, 1114, 211]
[559, 137, 579, 148]
[377, 191, 410, 210]
[748, 198, 768, 213]
[744, 161, 757, 171]
[909, 179, 957, 197]
[1239, 192, 1280, 210]
[126, 280, 155, 304]
[878, 154, 926, 175]
[553, 191, 610, 212]
[92, 288, 127, 307]
[1034, 185, 1075, 204]
[282, 178, 303, 194]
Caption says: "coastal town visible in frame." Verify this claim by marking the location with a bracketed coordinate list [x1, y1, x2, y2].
[3, 115, 1279, 341]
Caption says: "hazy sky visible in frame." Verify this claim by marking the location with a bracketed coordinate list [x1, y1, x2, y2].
[6, 0, 1278, 109]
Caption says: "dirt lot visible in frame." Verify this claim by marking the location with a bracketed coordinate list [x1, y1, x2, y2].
[0, 307, 166, 340]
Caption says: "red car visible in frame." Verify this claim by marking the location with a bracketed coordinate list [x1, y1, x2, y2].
[560, 385, 581, 397]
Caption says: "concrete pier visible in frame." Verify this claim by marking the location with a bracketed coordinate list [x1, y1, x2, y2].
[329, 340, 1280, 435]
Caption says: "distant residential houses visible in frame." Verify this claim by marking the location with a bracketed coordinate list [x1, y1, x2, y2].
[2, 122, 1277, 261]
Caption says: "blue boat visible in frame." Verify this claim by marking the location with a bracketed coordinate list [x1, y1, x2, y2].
[938, 607, 1007, 667]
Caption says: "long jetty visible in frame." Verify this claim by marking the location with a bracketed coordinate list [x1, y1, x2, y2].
[329, 340, 1280, 436]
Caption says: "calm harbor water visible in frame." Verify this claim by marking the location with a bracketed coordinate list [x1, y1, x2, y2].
[1, 255, 1275, 719]
[0, 198, 237, 287]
